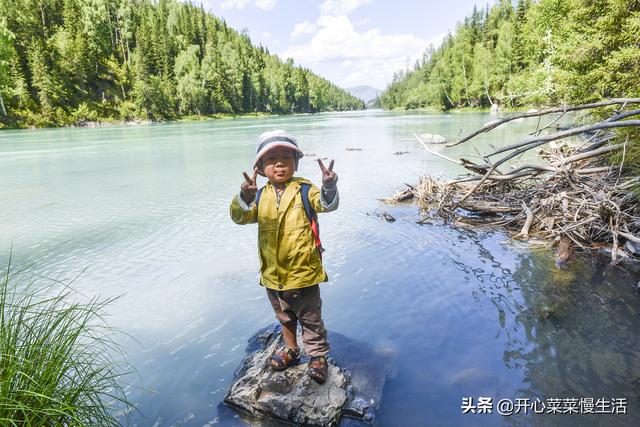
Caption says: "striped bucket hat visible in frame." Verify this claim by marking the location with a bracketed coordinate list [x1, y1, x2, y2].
[253, 130, 304, 176]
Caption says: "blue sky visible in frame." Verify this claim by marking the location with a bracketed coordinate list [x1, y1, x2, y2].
[198, 0, 487, 90]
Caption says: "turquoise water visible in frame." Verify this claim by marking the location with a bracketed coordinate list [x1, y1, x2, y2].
[1, 110, 639, 426]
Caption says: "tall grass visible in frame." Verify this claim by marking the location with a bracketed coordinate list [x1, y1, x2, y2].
[0, 256, 135, 426]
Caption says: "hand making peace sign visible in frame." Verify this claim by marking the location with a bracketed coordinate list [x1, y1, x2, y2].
[240, 167, 259, 204]
[317, 159, 338, 190]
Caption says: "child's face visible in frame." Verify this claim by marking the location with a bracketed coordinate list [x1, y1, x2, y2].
[261, 146, 296, 185]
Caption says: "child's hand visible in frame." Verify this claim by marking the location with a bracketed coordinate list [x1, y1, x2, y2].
[240, 168, 258, 204]
[317, 159, 338, 190]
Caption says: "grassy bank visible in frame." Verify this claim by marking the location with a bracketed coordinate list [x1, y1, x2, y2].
[0, 258, 134, 425]
[392, 105, 556, 114]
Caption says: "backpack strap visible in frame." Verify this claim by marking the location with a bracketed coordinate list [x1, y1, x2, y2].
[300, 183, 325, 259]
[254, 186, 265, 210]
[299, 183, 314, 223]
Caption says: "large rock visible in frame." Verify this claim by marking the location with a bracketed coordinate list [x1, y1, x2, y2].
[418, 133, 446, 144]
[222, 325, 394, 426]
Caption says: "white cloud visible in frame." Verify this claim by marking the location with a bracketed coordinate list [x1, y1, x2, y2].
[220, 0, 276, 10]
[283, 12, 426, 88]
[255, 0, 276, 10]
[319, 0, 372, 16]
[342, 57, 409, 87]
[278, 0, 436, 87]
[220, 0, 252, 8]
[290, 21, 318, 39]
[427, 32, 447, 51]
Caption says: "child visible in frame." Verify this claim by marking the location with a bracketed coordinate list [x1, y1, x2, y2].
[230, 129, 339, 384]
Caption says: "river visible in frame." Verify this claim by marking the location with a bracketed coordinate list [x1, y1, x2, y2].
[1, 110, 639, 426]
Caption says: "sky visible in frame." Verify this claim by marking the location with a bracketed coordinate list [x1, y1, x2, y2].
[197, 0, 487, 90]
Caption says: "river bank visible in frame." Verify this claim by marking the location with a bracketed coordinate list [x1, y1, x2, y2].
[0, 111, 284, 130]
[0, 104, 573, 131]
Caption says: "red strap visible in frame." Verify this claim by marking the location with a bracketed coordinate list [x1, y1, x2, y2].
[310, 218, 323, 260]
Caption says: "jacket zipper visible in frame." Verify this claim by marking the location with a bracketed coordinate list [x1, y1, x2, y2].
[273, 184, 285, 286]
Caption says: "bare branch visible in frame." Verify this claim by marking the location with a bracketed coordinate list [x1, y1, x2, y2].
[414, 132, 462, 165]
[531, 111, 566, 137]
[487, 120, 640, 158]
[517, 202, 534, 238]
[553, 143, 623, 166]
[448, 98, 640, 146]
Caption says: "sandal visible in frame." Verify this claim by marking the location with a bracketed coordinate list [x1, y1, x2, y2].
[307, 355, 328, 384]
[268, 346, 300, 371]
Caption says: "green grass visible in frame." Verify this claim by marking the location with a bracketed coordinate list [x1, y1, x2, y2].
[0, 255, 135, 426]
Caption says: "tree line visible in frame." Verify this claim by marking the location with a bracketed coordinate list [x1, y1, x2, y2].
[380, 0, 640, 110]
[0, 0, 364, 128]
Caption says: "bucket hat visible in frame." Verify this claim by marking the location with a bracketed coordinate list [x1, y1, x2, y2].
[254, 130, 304, 176]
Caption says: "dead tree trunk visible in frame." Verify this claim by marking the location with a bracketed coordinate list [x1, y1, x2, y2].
[0, 93, 6, 117]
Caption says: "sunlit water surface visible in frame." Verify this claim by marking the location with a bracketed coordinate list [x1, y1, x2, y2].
[2, 110, 639, 426]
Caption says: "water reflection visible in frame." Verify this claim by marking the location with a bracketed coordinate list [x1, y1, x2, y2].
[448, 228, 640, 426]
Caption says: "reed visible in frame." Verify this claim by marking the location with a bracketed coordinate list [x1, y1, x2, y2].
[0, 255, 134, 426]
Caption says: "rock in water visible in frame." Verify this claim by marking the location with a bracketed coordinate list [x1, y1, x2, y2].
[418, 133, 446, 143]
[224, 325, 346, 426]
[381, 212, 396, 223]
[625, 240, 640, 257]
[223, 324, 394, 426]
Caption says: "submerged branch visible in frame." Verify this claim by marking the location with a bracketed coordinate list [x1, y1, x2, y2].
[414, 132, 462, 165]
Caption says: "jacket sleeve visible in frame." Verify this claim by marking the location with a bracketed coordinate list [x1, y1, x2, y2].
[230, 193, 258, 224]
[309, 184, 339, 213]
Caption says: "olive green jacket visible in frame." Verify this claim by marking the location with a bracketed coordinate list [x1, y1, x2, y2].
[230, 177, 339, 291]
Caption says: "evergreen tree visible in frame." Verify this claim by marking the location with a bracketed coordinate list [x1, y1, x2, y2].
[381, 0, 640, 110]
[0, 0, 362, 127]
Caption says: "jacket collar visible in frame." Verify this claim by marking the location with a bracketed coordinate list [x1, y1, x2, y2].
[266, 177, 311, 213]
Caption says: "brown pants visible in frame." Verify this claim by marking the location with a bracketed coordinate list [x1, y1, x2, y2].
[266, 284, 330, 357]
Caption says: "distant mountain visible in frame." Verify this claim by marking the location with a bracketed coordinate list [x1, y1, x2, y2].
[346, 85, 382, 106]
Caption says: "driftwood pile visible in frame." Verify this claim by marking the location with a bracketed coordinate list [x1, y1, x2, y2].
[388, 99, 640, 264]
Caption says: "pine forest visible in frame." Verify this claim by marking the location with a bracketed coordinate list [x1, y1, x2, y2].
[0, 0, 364, 128]
[380, 0, 640, 111]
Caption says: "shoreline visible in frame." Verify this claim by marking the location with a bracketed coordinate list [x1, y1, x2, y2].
[390, 105, 558, 114]
[74, 112, 278, 128]
[1, 107, 555, 131]
[0, 111, 283, 131]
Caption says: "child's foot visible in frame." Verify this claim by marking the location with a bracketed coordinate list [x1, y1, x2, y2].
[268, 346, 300, 371]
[307, 355, 328, 384]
